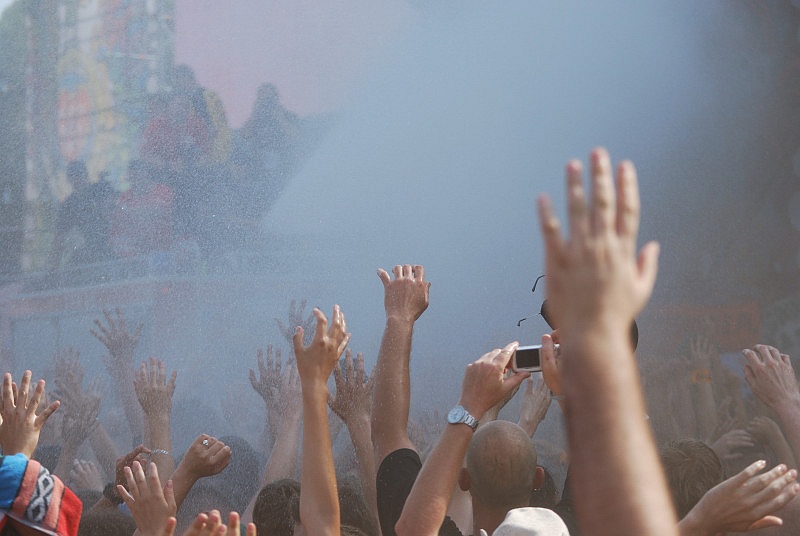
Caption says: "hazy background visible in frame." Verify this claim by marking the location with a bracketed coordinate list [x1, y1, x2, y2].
[4, 1, 800, 463]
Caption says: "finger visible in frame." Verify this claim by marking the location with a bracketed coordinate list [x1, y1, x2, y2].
[274, 348, 282, 375]
[413, 264, 425, 281]
[748, 464, 790, 494]
[565, 158, 589, 241]
[505, 370, 531, 394]
[377, 268, 391, 287]
[590, 147, 615, 235]
[636, 241, 660, 299]
[402, 264, 412, 279]
[168, 370, 177, 393]
[19, 370, 32, 409]
[157, 359, 166, 386]
[748, 516, 784, 531]
[749, 468, 798, 511]
[245, 523, 257, 536]
[124, 464, 140, 498]
[356, 352, 366, 385]
[537, 194, 564, 268]
[391, 265, 402, 280]
[3, 373, 14, 409]
[186, 513, 210, 536]
[35, 400, 60, 428]
[117, 483, 135, 505]
[727, 459, 768, 487]
[495, 342, 520, 369]
[338, 332, 352, 357]
[615, 160, 640, 248]
[344, 349, 355, 384]
[160, 517, 178, 536]
[313, 307, 328, 342]
[163, 479, 177, 512]
[227, 512, 241, 536]
[149, 357, 158, 387]
[147, 462, 165, 499]
[265, 345, 273, 373]
[292, 327, 305, 356]
[742, 348, 763, 368]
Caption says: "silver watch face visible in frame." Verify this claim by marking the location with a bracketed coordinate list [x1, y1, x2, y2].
[448, 405, 466, 424]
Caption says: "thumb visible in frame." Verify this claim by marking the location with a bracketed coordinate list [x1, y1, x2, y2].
[748, 516, 783, 530]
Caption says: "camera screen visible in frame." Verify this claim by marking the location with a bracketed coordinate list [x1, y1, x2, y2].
[515, 346, 541, 371]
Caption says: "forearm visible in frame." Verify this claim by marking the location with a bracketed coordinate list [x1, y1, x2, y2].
[562, 329, 678, 536]
[301, 384, 339, 536]
[396, 424, 472, 536]
[145, 415, 174, 479]
[773, 398, 800, 469]
[372, 318, 415, 456]
[263, 414, 301, 484]
[346, 415, 379, 525]
[53, 441, 80, 481]
[692, 383, 717, 442]
[111, 367, 144, 443]
[169, 464, 197, 513]
[90, 423, 121, 480]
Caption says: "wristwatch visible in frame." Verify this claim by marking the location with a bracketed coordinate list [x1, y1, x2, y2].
[447, 405, 478, 431]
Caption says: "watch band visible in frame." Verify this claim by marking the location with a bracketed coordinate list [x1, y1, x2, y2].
[448, 405, 479, 431]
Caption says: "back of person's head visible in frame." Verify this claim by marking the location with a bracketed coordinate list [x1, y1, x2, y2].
[77, 509, 137, 536]
[660, 439, 724, 518]
[253, 479, 300, 536]
[213, 435, 263, 512]
[337, 476, 378, 536]
[177, 483, 235, 532]
[465, 421, 538, 509]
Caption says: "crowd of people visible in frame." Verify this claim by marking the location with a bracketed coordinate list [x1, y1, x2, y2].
[51, 65, 303, 270]
[6, 148, 800, 535]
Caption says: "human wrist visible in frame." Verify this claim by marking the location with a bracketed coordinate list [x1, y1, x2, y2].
[677, 506, 711, 536]
[385, 315, 416, 330]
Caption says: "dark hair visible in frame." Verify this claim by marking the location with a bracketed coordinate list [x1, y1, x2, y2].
[78, 509, 137, 536]
[660, 439, 724, 518]
[253, 479, 300, 536]
[338, 476, 379, 536]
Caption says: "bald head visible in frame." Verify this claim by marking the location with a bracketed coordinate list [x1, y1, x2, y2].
[465, 421, 538, 508]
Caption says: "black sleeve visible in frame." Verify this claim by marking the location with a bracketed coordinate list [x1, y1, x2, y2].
[376, 448, 464, 536]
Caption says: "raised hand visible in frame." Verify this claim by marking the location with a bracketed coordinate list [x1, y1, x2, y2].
[459, 342, 530, 420]
[179, 510, 256, 536]
[679, 460, 800, 534]
[328, 349, 374, 425]
[249, 346, 283, 412]
[518, 374, 552, 437]
[134, 357, 177, 416]
[0, 371, 60, 457]
[69, 459, 104, 492]
[117, 460, 176, 536]
[178, 434, 232, 479]
[276, 299, 316, 345]
[743, 345, 800, 410]
[60, 389, 100, 446]
[537, 149, 659, 347]
[710, 428, 755, 463]
[377, 265, 430, 323]
[53, 347, 85, 400]
[91, 308, 143, 367]
[293, 305, 350, 386]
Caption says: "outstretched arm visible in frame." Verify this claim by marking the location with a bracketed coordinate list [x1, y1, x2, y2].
[91, 308, 145, 444]
[396, 343, 529, 536]
[134, 357, 177, 480]
[294, 305, 351, 536]
[678, 459, 799, 535]
[329, 349, 378, 527]
[538, 148, 673, 535]
[371, 264, 430, 464]
[744, 344, 800, 469]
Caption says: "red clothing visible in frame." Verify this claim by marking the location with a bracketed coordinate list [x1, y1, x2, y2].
[111, 184, 174, 258]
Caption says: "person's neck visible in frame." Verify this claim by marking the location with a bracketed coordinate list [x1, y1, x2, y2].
[472, 501, 517, 536]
